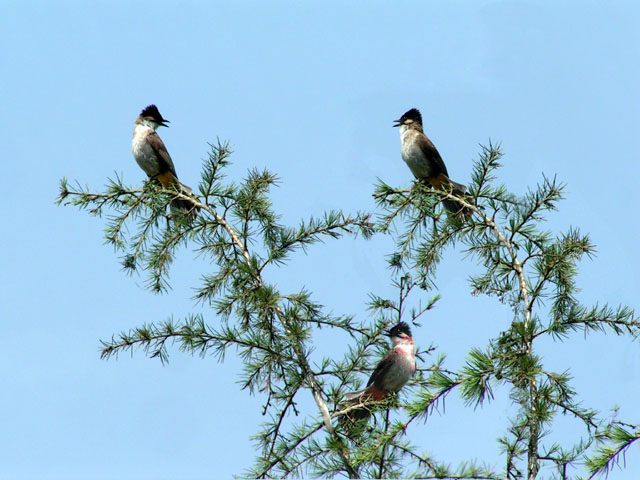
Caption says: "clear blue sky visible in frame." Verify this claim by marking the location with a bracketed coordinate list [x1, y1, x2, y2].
[1, 1, 639, 478]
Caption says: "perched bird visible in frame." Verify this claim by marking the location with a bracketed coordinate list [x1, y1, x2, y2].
[131, 105, 198, 217]
[393, 108, 472, 217]
[340, 321, 416, 423]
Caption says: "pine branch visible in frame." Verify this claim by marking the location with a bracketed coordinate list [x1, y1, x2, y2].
[61, 141, 640, 478]
[585, 425, 640, 479]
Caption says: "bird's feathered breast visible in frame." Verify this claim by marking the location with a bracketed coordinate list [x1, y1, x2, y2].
[132, 125, 178, 181]
[367, 342, 416, 393]
[400, 128, 449, 179]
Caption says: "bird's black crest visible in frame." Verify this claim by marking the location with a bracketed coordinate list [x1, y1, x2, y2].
[400, 108, 422, 124]
[387, 321, 412, 337]
[140, 104, 166, 122]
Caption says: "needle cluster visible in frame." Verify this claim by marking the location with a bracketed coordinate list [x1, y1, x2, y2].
[58, 141, 638, 479]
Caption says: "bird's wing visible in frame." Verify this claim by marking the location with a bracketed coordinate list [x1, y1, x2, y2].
[416, 133, 449, 177]
[366, 350, 398, 387]
[147, 131, 179, 178]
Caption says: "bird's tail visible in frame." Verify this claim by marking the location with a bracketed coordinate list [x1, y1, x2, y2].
[338, 389, 373, 423]
[441, 177, 474, 218]
[170, 181, 200, 220]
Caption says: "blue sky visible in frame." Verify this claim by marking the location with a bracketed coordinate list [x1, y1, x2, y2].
[1, 1, 639, 478]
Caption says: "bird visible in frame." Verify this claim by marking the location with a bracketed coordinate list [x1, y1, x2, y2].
[339, 321, 416, 423]
[131, 104, 199, 218]
[393, 108, 472, 217]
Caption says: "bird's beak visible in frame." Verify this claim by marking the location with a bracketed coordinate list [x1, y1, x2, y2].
[392, 119, 402, 127]
[160, 119, 170, 127]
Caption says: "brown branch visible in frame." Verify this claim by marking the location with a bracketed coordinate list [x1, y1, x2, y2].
[442, 190, 539, 480]
[181, 192, 336, 434]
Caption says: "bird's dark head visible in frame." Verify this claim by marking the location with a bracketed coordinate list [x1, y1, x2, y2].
[386, 321, 412, 340]
[393, 108, 422, 128]
[140, 104, 170, 127]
